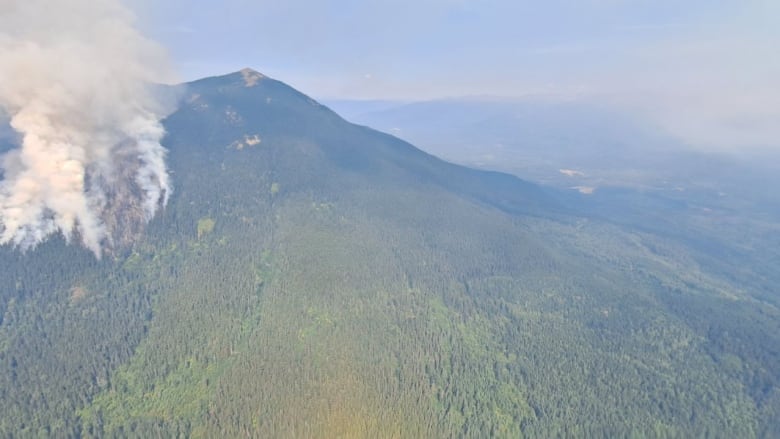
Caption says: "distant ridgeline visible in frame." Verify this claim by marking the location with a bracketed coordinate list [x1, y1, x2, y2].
[0, 70, 778, 438]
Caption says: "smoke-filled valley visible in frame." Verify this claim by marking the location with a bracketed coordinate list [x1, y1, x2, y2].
[0, 70, 778, 437]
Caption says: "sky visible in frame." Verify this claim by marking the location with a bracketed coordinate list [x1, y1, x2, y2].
[126, 0, 780, 153]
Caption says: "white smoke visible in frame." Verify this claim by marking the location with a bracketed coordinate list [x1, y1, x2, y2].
[0, 0, 175, 257]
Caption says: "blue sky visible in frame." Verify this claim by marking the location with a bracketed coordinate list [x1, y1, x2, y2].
[127, 0, 779, 151]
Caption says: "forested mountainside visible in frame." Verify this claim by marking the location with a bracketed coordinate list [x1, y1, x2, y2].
[1, 70, 778, 438]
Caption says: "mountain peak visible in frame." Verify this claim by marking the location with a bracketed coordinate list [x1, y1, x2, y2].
[239, 68, 264, 87]
[185, 68, 270, 91]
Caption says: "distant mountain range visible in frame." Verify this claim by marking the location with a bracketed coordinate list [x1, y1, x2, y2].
[0, 70, 778, 437]
[327, 97, 780, 214]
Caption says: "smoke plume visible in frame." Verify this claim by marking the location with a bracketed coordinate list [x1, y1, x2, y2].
[0, 0, 174, 257]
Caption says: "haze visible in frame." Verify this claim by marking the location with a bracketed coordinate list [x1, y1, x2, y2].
[128, 0, 779, 153]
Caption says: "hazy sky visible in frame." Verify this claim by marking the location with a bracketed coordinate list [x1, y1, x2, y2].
[127, 0, 779, 152]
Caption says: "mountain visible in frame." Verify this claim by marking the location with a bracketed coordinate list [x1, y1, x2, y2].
[0, 69, 778, 438]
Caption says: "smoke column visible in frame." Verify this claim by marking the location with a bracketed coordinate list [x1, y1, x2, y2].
[0, 0, 174, 257]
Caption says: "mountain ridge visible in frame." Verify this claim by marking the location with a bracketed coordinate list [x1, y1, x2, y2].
[168, 70, 569, 218]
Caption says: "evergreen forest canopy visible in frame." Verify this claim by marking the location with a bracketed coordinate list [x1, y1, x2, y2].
[0, 70, 778, 438]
